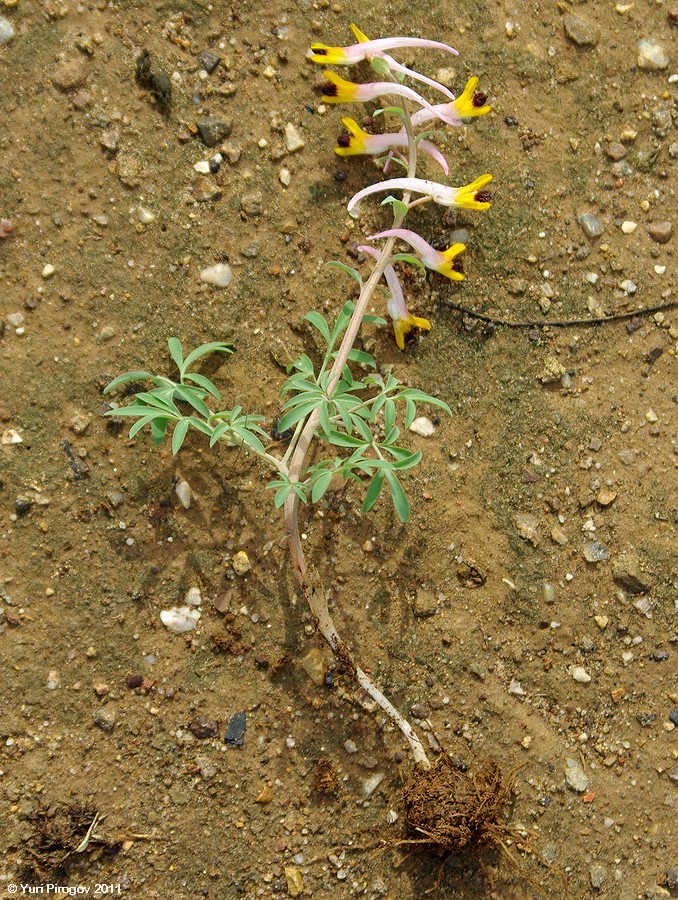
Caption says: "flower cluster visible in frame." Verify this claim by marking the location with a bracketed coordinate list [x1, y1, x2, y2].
[309, 24, 493, 348]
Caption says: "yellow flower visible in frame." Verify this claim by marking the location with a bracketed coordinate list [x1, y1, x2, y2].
[453, 174, 494, 210]
[391, 311, 432, 350]
[321, 70, 360, 103]
[435, 243, 467, 281]
[453, 76, 491, 118]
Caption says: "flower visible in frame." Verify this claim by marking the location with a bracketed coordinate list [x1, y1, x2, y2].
[309, 22, 458, 67]
[347, 173, 493, 216]
[335, 117, 449, 173]
[368, 228, 466, 281]
[321, 71, 461, 127]
[359, 245, 431, 349]
[410, 76, 491, 127]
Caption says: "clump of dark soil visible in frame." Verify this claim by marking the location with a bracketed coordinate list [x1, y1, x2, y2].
[403, 756, 513, 855]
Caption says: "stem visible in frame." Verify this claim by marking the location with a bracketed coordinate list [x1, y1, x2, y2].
[281, 84, 431, 769]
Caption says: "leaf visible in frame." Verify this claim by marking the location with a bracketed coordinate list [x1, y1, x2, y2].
[273, 482, 292, 508]
[347, 348, 377, 369]
[311, 468, 335, 503]
[230, 424, 266, 455]
[369, 56, 391, 76]
[186, 416, 214, 437]
[209, 422, 232, 447]
[384, 397, 396, 434]
[168, 337, 184, 373]
[362, 312, 387, 326]
[380, 196, 409, 219]
[134, 391, 181, 415]
[103, 371, 154, 394]
[128, 415, 156, 439]
[361, 470, 385, 514]
[404, 396, 416, 428]
[350, 415, 373, 443]
[172, 385, 211, 418]
[389, 448, 422, 470]
[326, 260, 363, 287]
[302, 311, 331, 345]
[374, 154, 408, 171]
[276, 400, 321, 433]
[416, 129, 448, 143]
[391, 252, 426, 272]
[183, 371, 221, 400]
[318, 401, 332, 437]
[182, 341, 233, 372]
[150, 417, 170, 447]
[172, 419, 190, 455]
[385, 470, 410, 523]
[373, 106, 407, 119]
[325, 430, 367, 448]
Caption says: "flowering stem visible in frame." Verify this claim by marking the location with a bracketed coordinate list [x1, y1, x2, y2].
[282, 81, 431, 768]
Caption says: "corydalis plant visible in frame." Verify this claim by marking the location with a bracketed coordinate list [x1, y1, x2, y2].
[105, 25, 493, 770]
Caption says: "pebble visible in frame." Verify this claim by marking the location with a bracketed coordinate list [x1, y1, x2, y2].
[279, 167, 291, 186]
[199, 263, 233, 288]
[41, 264, 55, 279]
[225, 711, 246, 747]
[590, 863, 607, 889]
[612, 553, 653, 593]
[469, 662, 487, 681]
[413, 587, 438, 618]
[571, 665, 592, 683]
[542, 582, 557, 604]
[7, 312, 24, 327]
[408, 416, 435, 437]
[0, 16, 15, 45]
[46, 669, 60, 690]
[594, 615, 609, 629]
[564, 14, 600, 46]
[647, 221, 673, 244]
[197, 117, 232, 147]
[175, 480, 191, 508]
[606, 141, 627, 161]
[301, 648, 327, 686]
[93, 707, 117, 732]
[509, 679, 525, 696]
[240, 191, 263, 216]
[193, 159, 211, 174]
[565, 757, 589, 792]
[232, 550, 251, 575]
[583, 540, 610, 563]
[70, 412, 91, 434]
[184, 586, 202, 606]
[618, 279, 636, 294]
[578, 213, 603, 238]
[637, 39, 669, 70]
[189, 715, 218, 738]
[284, 123, 305, 152]
[362, 772, 385, 799]
[284, 867, 304, 898]
[0, 218, 13, 238]
[97, 325, 116, 343]
[126, 674, 143, 689]
[52, 59, 89, 91]
[620, 220, 637, 234]
[596, 487, 617, 506]
[198, 49, 221, 74]
[515, 512, 540, 546]
[160, 605, 201, 633]
[344, 740, 357, 753]
[136, 206, 156, 224]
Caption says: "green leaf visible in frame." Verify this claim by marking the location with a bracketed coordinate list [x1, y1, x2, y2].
[150, 417, 170, 446]
[384, 398, 396, 433]
[326, 260, 363, 287]
[276, 400, 321, 433]
[350, 415, 373, 443]
[362, 312, 388, 326]
[209, 422, 232, 447]
[347, 348, 377, 369]
[108, 403, 160, 418]
[318, 401, 332, 436]
[134, 391, 181, 415]
[391, 253, 426, 272]
[380, 196, 409, 219]
[385, 470, 410, 523]
[303, 311, 331, 345]
[369, 56, 391, 76]
[172, 419, 190, 455]
[103, 371, 154, 394]
[183, 371, 221, 400]
[230, 424, 266, 455]
[389, 448, 422, 470]
[361, 470, 385, 514]
[404, 396, 416, 428]
[374, 154, 408, 171]
[186, 416, 214, 437]
[311, 468, 335, 502]
[325, 430, 367, 448]
[128, 415, 156, 439]
[168, 337, 184, 373]
[373, 106, 407, 120]
[416, 129, 448, 143]
[182, 341, 233, 372]
[172, 385, 211, 418]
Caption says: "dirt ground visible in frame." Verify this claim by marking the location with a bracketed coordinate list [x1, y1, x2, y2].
[1, 0, 676, 898]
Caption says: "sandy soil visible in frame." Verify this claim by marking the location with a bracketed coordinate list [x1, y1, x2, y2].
[1, 1, 676, 898]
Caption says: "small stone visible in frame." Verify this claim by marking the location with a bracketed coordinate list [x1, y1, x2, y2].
[159, 606, 201, 633]
[469, 662, 487, 681]
[69, 412, 91, 434]
[594, 615, 609, 629]
[255, 785, 273, 803]
[199, 263, 232, 287]
[240, 191, 263, 216]
[15, 497, 31, 516]
[596, 487, 617, 506]
[578, 213, 603, 238]
[612, 553, 653, 593]
[542, 582, 557, 604]
[137, 207, 156, 224]
[0, 16, 15, 45]
[46, 669, 60, 690]
[590, 863, 607, 889]
[539, 355, 567, 383]
[41, 263, 56, 279]
[413, 587, 438, 618]
[97, 325, 116, 343]
[606, 142, 627, 161]
[198, 50, 221, 74]
[571, 665, 592, 683]
[279, 166, 291, 186]
[515, 512, 540, 546]
[409, 416, 435, 437]
[189, 715, 218, 739]
[99, 128, 119, 152]
[191, 176, 222, 202]
[284, 123, 305, 152]
[583, 540, 609, 563]
[667, 870, 678, 891]
[620, 220, 637, 234]
[505, 276, 528, 295]
[213, 591, 232, 614]
[564, 14, 600, 46]
[565, 758, 589, 792]
[636, 711, 656, 727]
[225, 711, 246, 747]
[184, 586, 201, 606]
[7, 311, 24, 327]
[362, 772, 385, 799]
[175, 480, 191, 508]
[550, 525, 569, 546]
[126, 674, 143, 689]
[93, 707, 117, 732]
[197, 117, 232, 147]
[637, 39, 669, 70]
[647, 221, 673, 244]
[284, 866, 304, 897]
[301, 648, 327, 686]
[232, 550, 251, 575]
[52, 59, 89, 91]
[509, 679, 525, 696]
[618, 279, 637, 294]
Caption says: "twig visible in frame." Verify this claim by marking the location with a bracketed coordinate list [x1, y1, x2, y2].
[444, 298, 678, 329]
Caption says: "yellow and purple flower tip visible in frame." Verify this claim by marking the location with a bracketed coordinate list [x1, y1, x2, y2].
[309, 22, 458, 67]
[360, 245, 432, 349]
[335, 118, 449, 173]
[368, 229, 466, 281]
[347, 173, 494, 217]
[410, 76, 492, 127]
[321, 71, 461, 127]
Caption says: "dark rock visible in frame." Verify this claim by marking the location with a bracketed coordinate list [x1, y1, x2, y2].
[666, 869, 678, 890]
[189, 715, 219, 739]
[225, 711, 246, 746]
[197, 117, 232, 147]
[647, 221, 673, 244]
[126, 673, 143, 689]
[636, 712, 656, 727]
[612, 553, 653, 593]
[15, 497, 31, 516]
[198, 50, 221, 74]
[651, 650, 669, 662]
[669, 710, 678, 726]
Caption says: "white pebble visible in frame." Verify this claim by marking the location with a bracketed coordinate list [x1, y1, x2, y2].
[284, 123, 305, 152]
[137, 206, 156, 224]
[362, 773, 385, 799]
[160, 606, 201, 633]
[571, 665, 592, 683]
[1, 428, 23, 445]
[654, 265, 666, 276]
[408, 416, 435, 437]
[386, 809, 398, 824]
[0, 16, 14, 45]
[199, 263, 233, 288]
[637, 39, 669, 71]
[618, 279, 637, 294]
[184, 586, 202, 606]
[7, 312, 24, 327]
[279, 167, 291, 186]
[193, 160, 211, 174]
[620, 220, 637, 234]
[175, 480, 191, 508]
[508, 678, 525, 696]
[46, 670, 60, 690]
[41, 264, 55, 279]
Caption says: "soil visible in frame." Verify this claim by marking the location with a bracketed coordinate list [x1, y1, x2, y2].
[1, 2, 676, 899]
